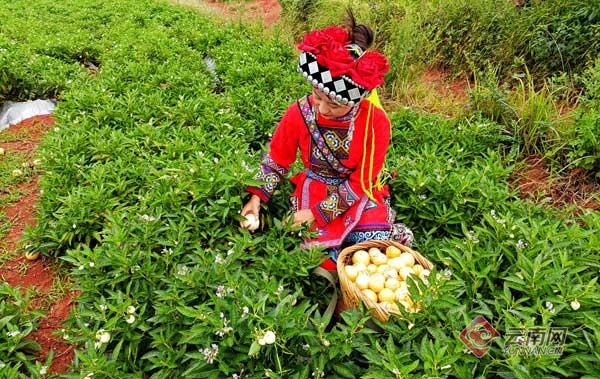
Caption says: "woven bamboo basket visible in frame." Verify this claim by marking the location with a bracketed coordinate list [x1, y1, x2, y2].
[337, 240, 434, 322]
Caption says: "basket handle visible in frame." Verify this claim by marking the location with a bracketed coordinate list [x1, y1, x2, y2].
[312, 266, 338, 325]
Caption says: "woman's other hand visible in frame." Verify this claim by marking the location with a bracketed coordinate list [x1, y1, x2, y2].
[240, 195, 261, 229]
[292, 209, 315, 228]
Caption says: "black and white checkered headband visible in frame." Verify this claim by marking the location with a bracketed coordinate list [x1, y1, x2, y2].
[297, 51, 369, 107]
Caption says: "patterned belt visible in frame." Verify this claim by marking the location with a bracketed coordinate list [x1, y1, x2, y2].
[306, 169, 346, 186]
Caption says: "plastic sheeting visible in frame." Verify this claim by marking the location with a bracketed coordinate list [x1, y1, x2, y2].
[0, 99, 57, 131]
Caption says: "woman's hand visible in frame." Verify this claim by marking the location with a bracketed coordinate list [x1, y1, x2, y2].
[240, 195, 261, 229]
[291, 209, 315, 228]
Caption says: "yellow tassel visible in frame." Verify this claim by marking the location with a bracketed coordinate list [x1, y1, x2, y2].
[365, 89, 388, 192]
[360, 102, 376, 202]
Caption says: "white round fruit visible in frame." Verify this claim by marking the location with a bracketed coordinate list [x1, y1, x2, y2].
[385, 245, 401, 258]
[399, 267, 415, 280]
[352, 250, 370, 266]
[384, 269, 398, 279]
[354, 263, 367, 273]
[398, 252, 415, 267]
[355, 273, 370, 290]
[382, 302, 400, 313]
[395, 287, 409, 301]
[376, 264, 390, 274]
[378, 288, 395, 303]
[413, 264, 423, 276]
[367, 264, 378, 273]
[385, 277, 400, 290]
[368, 273, 385, 293]
[345, 265, 358, 281]
[362, 289, 378, 303]
[388, 257, 404, 271]
[368, 247, 382, 257]
[241, 214, 260, 231]
[371, 253, 388, 266]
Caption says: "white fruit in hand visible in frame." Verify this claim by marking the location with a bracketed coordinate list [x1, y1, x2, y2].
[345, 265, 358, 281]
[399, 267, 415, 280]
[362, 289, 378, 303]
[241, 214, 260, 231]
[413, 264, 423, 276]
[386, 245, 401, 258]
[355, 273, 370, 290]
[385, 277, 400, 290]
[368, 273, 385, 293]
[371, 253, 387, 266]
[352, 250, 370, 266]
[378, 288, 395, 303]
[398, 252, 415, 267]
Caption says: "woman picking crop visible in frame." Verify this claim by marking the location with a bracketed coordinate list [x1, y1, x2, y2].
[240, 11, 413, 270]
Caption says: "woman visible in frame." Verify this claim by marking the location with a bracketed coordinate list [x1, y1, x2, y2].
[240, 13, 413, 270]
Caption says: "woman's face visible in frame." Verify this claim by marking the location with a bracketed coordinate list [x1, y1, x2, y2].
[312, 88, 353, 119]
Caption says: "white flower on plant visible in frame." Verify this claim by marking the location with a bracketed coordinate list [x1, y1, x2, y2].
[79, 265, 85, 270]
[408, 323, 415, 330]
[127, 305, 136, 314]
[95, 329, 111, 344]
[263, 331, 276, 345]
[516, 239, 526, 249]
[443, 268, 452, 279]
[447, 158, 454, 164]
[227, 249, 234, 256]
[418, 194, 427, 200]
[275, 285, 284, 296]
[242, 306, 249, 315]
[213, 157, 219, 164]
[72, 224, 77, 229]
[258, 337, 266, 346]
[99, 304, 108, 312]
[141, 214, 157, 222]
[509, 234, 515, 239]
[126, 315, 136, 324]
[84, 373, 94, 379]
[545, 301, 555, 313]
[215, 254, 224, 264]
[89, 262, 94, 267]
[177, 265, 190, 276]
[53, 127, 59, 132]
[200, 343, 219, 364]
[302, 343, 310, 351]
[216, 285, 226, 298]
[40, 365, 48, 375]
[7, 330, 20, 337]
[570, 300, 581, 310]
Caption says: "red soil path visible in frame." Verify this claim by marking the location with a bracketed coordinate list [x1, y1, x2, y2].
[420, 67, 469, 102]
[0, 115, 76, 374]
[187, 0, 281, 27]
[514, 155, 600, 212]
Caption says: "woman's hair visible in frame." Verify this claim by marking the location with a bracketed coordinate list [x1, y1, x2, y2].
[345, 8, 374, 52]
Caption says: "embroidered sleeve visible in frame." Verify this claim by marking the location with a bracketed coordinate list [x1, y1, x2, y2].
[247, 154, 289, 202]
[246, 104, 299, 202]
[311, 111, 391, 227]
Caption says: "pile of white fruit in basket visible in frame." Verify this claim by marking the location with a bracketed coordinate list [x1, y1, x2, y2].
[344, 246, 430, 313]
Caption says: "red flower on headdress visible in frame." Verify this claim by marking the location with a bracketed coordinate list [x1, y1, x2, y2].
[298, 26, 390, 89]
[350, 51, 390, 90]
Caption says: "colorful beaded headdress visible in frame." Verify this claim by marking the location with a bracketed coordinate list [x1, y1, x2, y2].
[297, 26, 390, 106]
